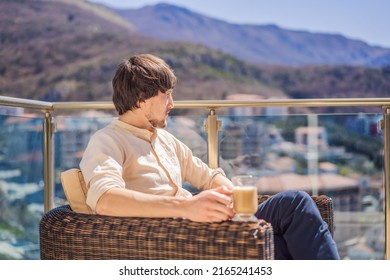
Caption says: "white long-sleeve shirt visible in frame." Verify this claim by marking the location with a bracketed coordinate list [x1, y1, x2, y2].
[80, 119, 224, 212]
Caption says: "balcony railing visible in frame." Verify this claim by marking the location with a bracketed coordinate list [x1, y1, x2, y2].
[1, 95, 390, 260]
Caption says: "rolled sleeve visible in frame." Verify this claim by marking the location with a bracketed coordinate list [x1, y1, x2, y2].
[80, 133, 125, 212]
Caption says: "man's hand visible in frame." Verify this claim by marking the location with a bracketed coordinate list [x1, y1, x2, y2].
[181, 186, 234, 222]
[209, 173, 234, 190]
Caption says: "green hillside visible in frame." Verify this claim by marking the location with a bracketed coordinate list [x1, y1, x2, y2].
[0, 0, 389, 113]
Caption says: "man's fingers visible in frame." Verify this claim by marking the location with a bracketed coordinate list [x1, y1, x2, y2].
[210, 190, 232, 205]
[215, 185, 233, 195]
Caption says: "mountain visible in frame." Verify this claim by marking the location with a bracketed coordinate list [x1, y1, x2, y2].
[0, 0, 290, 103]
[1, 0, 390, 114]
[115, 3, 390, 67]
[0, 0, 153, 101]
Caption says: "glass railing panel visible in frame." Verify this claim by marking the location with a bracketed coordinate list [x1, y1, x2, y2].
[53, 111, 385, 259]
[1, 106, 385, 260]
[0, 110, 43, 260]
[216, 112, 384, 260]
[53, 113, 114, 205]
[52, 112, 210, 198]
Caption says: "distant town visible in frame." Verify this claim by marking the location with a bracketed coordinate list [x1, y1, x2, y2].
[0, 102, 385, 259]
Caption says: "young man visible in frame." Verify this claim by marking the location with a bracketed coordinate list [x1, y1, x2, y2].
[80, 54, 340, 259]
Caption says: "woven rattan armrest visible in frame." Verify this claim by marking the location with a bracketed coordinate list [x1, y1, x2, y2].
[39, 205, 274, 260]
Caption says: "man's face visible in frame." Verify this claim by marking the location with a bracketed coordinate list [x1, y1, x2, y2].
[143, 89, 174, 128]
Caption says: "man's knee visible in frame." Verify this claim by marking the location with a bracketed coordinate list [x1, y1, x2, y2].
[271, 191, 315, 213]
[274, 190, 311, 203]
[257, 190, 313, 219]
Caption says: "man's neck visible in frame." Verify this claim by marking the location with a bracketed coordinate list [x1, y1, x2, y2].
[118, 110, 152, 130]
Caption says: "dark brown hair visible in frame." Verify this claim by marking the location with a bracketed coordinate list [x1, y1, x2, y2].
[112, 54, 177, 115]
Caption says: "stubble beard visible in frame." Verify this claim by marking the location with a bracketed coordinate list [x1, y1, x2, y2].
[149, 118, 167, 128]
[146, 109, 169, 128]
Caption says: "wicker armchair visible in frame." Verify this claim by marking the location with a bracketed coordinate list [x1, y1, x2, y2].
[39, 169, 334, 260]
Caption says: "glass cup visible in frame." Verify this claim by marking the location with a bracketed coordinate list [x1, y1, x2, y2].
[231, 175, 258, 222]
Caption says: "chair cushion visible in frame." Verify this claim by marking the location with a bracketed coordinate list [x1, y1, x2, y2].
[60, 168, 93, 214]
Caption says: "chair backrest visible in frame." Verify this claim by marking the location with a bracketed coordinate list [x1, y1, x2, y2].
[60, 168, 93, 214]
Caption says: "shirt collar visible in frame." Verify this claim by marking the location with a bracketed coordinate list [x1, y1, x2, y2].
[112, 119, 157, 142]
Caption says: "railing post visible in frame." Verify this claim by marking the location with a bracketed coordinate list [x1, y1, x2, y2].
[204, 109, 222, 169]
[43, 111, 55, 212]
[383, 106, 390, 260]
[308, 114, 319, 196]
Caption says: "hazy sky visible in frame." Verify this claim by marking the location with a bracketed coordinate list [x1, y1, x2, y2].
[87, 0, 390, 48]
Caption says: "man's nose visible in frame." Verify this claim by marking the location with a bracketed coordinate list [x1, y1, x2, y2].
[168, 95, 174, 109]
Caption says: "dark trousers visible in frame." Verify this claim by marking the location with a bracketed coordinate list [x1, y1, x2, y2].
[255, 190, 340, 260]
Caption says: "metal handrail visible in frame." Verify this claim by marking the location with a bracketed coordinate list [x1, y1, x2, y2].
[2, 96, 390, 110]
[1, 95, 389, 259]
[51, 97, 390, 110]
[0, 95, 53, 111]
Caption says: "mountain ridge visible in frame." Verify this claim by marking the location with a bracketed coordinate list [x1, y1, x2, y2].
[1, 0, 390, 114]
[115, 3, 390, 67]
